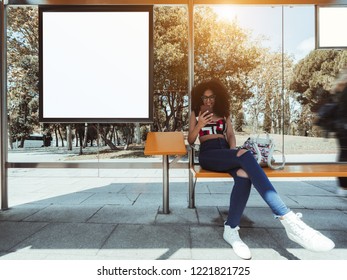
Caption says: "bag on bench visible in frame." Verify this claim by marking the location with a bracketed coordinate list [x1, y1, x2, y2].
[241, 135, 285, 170]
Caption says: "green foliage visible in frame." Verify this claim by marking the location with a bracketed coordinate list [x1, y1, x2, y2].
[153, 6, 263, 131]
[153, 6, 189, 132]
[194, 6, 262, 120]
[290, 50, 344, 109]
[289, 49, 347, 136]
[7, 6, 39, 144]
[245, 49, 295, 134]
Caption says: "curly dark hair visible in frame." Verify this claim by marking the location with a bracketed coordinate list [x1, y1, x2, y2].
[191, 78, 231, 118]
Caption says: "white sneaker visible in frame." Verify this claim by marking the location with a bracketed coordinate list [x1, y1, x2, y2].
[336, 186, 347, 197]
[280, 211, 335, 252]
[223, 224, 252, 260]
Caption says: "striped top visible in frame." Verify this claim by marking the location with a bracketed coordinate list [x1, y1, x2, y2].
[199, 119, 226, 137]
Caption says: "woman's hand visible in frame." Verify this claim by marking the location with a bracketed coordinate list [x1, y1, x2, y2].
[188, 110, 213, 145]
[197, 110, 213, 129]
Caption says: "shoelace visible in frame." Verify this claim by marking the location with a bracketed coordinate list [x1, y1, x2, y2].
[287, 213, 317, 241]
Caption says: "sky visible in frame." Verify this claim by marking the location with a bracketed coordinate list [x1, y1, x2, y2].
[212, 5, 315, 62]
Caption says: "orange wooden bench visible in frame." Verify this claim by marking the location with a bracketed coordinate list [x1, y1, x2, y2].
[144, 133, 347, 211]
[188, 146, 347, 208]
[192, 164, 347, 178]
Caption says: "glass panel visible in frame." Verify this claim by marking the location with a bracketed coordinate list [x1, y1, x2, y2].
[194, 4, 342, 164]
[194, 5, 285, 159]
[6, 4, 344, 167]
[284, 6, 339, 163]
[7, 5, 189, 167]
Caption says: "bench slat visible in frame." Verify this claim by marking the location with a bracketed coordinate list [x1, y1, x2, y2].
[192, 164, 347, 178]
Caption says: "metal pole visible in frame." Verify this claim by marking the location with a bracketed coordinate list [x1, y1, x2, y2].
[188, 171, 195, 208]
[162, 155, 169, 214]
[281, 5, 285, 158]
[188, 148, 195, 208]
[0, 0, 8, 210]
[188, 0, 194, 94]
[187, 0, 194, 208]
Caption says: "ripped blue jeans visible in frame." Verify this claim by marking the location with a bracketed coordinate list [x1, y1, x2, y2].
[199, 138, 290, 228]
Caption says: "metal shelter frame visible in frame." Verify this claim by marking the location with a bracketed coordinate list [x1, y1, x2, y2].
[1, 0, 345, 210]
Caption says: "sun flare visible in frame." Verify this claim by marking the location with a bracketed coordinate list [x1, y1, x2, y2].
[212, 5, 237, 22]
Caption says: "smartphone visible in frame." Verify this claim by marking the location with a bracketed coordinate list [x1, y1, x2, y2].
[200, 105, 213, 114]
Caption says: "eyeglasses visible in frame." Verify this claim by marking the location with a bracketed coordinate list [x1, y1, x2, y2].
[201, 95, 216, 101]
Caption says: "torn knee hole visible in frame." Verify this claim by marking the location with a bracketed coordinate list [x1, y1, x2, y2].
[236, 169, 248, 178]
[237, 149, 248, 157]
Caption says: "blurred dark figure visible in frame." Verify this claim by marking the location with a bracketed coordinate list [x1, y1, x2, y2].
[313, 88, 338, 138]
[331, 67, 347, 196]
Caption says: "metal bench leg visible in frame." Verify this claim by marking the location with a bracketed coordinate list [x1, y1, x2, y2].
[162, 155, 170, 214]
[188, 170, 196, 208]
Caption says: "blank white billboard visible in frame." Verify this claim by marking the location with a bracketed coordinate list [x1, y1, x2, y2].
[39, 6, 153, 122]
[316, 6, 347, 49]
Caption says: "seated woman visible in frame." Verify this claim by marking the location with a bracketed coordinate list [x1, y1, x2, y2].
[188, 78, 335, 260]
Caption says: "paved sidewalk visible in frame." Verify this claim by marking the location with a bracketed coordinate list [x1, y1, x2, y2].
[0, 168, 346, 260]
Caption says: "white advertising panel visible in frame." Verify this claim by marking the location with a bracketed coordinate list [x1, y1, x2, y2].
[39, 6, 153, 122]
[317, 6, 347, 49]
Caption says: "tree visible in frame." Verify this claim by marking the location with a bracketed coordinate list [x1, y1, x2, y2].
[289, 49, 347, 135]
[234, 109, 245, 132]
[245, 49, 295, 134]
[153, 6, 189, 132]
[194, 7, 262, 123]
[290, 50, 342, 110]
[153, 6, 263, 132]
[7, 6, 39, 147]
